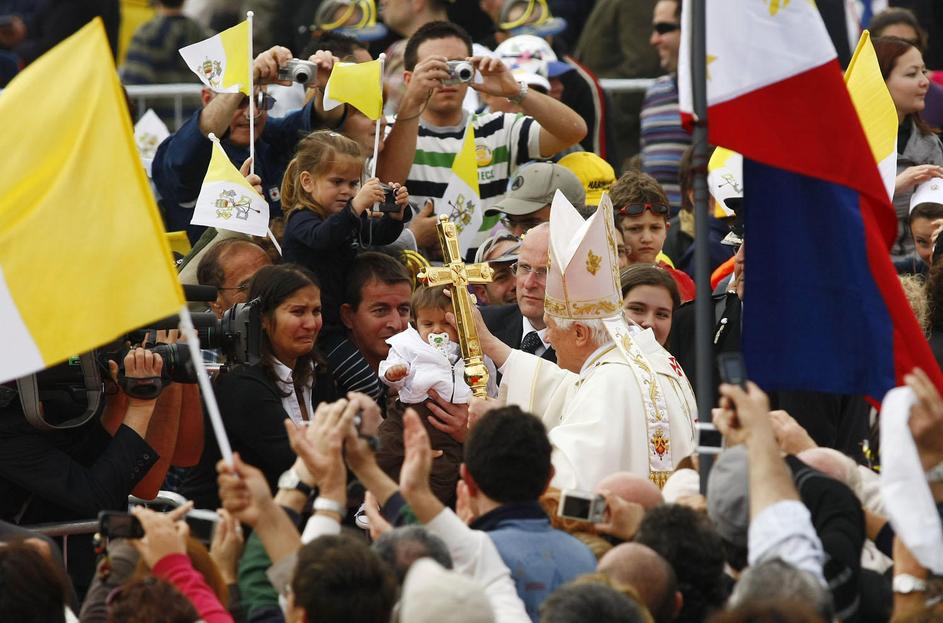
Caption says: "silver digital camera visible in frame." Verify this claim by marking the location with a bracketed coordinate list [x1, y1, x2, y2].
[557, 490, 607, 523]
[277, 59, 318, 86]
[443, 60, 475, 86]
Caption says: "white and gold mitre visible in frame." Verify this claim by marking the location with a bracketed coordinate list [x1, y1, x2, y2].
[544, 190, 622, 320]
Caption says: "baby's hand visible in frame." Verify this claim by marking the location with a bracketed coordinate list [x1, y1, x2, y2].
[384, 364, 409, 382]
[352, 177, 385, 215]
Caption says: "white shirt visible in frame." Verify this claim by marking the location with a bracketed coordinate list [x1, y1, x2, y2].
[520, 316, 550, 358]
[272, 359, 313, 425]
[749, 500, 827, 587]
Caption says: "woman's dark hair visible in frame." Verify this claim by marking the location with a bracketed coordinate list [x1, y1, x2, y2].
[106, 577, 200, 623]
[248, 264, 323, 393]
[0, 541, 69, 623]
[869, 7, 928, 52]
[873, 36, 935, 136]
[620, 264, 682, 309]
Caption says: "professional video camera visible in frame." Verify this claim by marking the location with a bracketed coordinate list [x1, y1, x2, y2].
[3, 285, 264, 431]
[104, 297, 263, 386]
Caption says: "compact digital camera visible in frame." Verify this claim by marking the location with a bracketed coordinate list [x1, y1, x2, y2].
[375, 183, 400, 213]
[277, 59, 318, 87]
[443, 60, 474, 86]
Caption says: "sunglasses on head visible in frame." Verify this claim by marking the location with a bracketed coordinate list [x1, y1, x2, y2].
[618, 203, 671, 217]
[653, 22, 680, 35]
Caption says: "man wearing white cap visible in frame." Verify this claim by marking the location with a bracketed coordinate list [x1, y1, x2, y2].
[476, 191, 697, 490]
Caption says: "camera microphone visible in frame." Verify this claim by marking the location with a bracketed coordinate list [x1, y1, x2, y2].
[182, 284, 218, 302]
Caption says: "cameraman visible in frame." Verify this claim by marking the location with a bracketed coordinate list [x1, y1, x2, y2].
[0, 348, 165, 525]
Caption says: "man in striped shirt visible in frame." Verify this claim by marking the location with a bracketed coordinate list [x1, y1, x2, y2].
[376, 21, 586, 255]
[639, 0, 690, 215]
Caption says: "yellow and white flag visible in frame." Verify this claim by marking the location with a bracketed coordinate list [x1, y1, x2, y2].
[437, 120, 480, 255]
[0, 19, 184, 384]
[845, 30, 898, 200]
[322, 59, 383, 120]
[179, 20, 250, 94]
[191, 138, 270, 236]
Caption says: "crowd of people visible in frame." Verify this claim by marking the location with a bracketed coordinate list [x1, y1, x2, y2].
[2, 1, 943, 622]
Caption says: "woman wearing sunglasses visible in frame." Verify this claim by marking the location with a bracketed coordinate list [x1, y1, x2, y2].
[611, 170, 696, 302]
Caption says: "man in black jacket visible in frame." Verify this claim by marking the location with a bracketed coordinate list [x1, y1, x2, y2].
[481, 222, 557, 363]
[0, 349, 162, 525]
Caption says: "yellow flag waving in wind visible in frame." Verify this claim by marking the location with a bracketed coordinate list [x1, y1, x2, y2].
[191, 137, 270, 236]
[0, 19, 184, 384]
[437, 119, 481, 255]
[179, 19, 251, 94]
[845, 30, 898, 200]
[323, 59, 383, 120]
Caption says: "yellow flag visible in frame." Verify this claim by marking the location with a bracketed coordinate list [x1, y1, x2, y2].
[437, 120, 481, 254]
[0, 19, 184, 384]
[323, 59, 383, 120]
[179, 19, 251, 94]
[191, 139, 270, 236]
[845, 30, 898, 200]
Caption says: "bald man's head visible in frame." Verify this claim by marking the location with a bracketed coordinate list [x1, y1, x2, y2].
[596, 472, 664, 509]
[598, 543, 681, 623]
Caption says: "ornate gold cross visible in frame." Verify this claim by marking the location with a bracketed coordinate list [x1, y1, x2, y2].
[417, 215, 493, 397]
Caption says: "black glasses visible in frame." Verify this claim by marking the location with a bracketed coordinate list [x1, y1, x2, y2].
[653, 22, 680, 35]
[618, 203, 670, 217]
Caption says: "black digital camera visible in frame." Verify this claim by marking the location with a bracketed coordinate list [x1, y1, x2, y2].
[375, 183, 400, 213]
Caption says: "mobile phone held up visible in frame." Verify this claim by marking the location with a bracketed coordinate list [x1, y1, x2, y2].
[717, 352, 748, 390]
[98, 511, 144, 539]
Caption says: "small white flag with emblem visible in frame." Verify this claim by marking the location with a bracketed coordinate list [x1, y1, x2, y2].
[133, 109, 170, 177]
[191, 137, 269, 236]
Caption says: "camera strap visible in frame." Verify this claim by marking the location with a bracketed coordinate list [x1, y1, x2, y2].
[17, 352, 103, 431]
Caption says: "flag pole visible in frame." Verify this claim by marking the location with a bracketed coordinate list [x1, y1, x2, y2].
[690, 0, 715, 492]
[177, 305, 234, 467]
[369, 52, 386, 180]
[247, 11, 255, 176]
[267, 229, 282, 255]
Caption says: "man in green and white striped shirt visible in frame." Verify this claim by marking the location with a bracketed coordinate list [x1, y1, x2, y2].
[376, 21, 587, 255]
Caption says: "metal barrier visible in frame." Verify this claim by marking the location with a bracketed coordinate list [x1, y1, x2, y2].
[20, 491, 188, 571]
[125, 84, 203, 130]
[597, 78, 657, 94]
[122, 79, 656, 129]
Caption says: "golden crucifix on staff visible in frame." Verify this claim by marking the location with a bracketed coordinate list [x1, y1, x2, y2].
[417, 215, 493, 397]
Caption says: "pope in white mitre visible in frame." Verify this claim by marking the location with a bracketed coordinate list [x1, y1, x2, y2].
[474, 191, 698, 490]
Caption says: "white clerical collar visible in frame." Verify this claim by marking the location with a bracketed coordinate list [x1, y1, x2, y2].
[579, 341, 616, 377]
[521, 316, 550, 349]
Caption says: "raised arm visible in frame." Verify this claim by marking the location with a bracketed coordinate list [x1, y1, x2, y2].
[470, 56, 586, 158]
